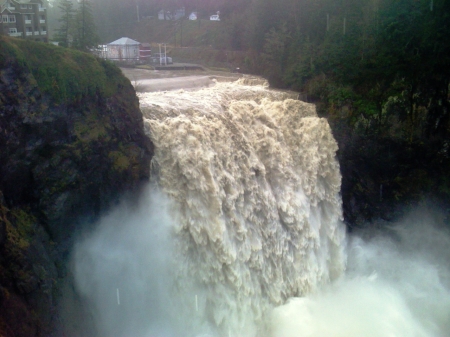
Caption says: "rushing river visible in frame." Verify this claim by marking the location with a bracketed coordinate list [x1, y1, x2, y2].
[69, 78, 450, 337]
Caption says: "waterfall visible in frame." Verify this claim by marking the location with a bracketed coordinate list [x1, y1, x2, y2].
[68, 78, 450, 337]
[138, 79, 346, 336]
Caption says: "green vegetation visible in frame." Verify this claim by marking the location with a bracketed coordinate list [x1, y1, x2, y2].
[0, 36, 127, 103]
[0, 204, 35, 275]
[72, 0, 99, 51]
[6, 209, 35, 250]
[53, 0, 99, 51]
[131, 19, 231, 49]
[54, 0, 75, 48]
[109, 150, 132, 171]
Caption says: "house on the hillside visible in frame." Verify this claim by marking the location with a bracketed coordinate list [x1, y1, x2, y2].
[0, 0, 48, 42]
[210, 11, 220, 21]
[189, 12, 197, 20]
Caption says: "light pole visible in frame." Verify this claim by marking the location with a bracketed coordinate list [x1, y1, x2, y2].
[164, 43, 167, 65]
[158, 43, 167, 66]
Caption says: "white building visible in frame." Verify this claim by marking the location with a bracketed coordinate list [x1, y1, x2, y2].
[158, 9, 169, 20]
[210, 11, 220, 21]
[189, 12, 197, 20]
[106, 37, 140, 62]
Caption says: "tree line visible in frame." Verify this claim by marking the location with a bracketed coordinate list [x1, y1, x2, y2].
[53, 0, 98, 51]
[238, 0, 449, 142]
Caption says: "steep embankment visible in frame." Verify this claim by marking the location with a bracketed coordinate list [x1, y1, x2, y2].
[0, 37, 153, 336]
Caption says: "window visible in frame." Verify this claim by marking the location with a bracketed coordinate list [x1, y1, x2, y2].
[28, 5, 32, 9]
[9, 15, 16, 23]
[20, 5, 27, 9]
[26, 27, 32, 32]
[2, 15, 7, 23]
[9, 28, 17, 34]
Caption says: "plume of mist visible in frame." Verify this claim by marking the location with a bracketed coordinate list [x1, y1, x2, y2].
[71, 186, 182, 337]
[270, 206, 450, 337]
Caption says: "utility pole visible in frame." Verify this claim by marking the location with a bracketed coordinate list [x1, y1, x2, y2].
[136, 4, 140, 22]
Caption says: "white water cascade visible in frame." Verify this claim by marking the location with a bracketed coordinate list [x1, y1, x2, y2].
[138, 78, 346, 336]
[68, 78, 450, 337]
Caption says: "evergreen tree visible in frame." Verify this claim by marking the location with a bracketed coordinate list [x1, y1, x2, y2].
[73, 0, 99, 51]
[54, 0, 75, 47]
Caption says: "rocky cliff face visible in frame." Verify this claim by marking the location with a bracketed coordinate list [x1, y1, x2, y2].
[0, 37, 153, 336]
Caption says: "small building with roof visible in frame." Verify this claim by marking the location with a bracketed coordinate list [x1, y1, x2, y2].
[106, 37, 140, 62]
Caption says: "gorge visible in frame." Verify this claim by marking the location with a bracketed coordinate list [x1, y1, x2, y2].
[1, 36, 449, 337]
[70, 79, 450, 337]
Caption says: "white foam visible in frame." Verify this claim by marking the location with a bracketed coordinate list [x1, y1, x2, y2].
[270, 208, 450, 337]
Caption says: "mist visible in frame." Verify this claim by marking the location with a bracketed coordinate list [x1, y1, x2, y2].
[271, 207, 450, 337]
[70, 186, 182, 337]
[68, 183, 450, 337]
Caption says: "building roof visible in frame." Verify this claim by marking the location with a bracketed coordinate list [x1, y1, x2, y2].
[107, 37, 140, 46]
[1, 0, 45, 16]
